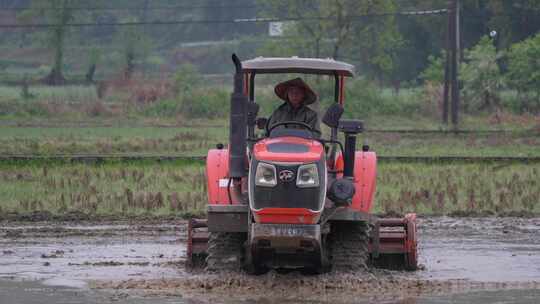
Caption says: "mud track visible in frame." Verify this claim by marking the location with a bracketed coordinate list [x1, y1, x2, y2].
[1, 217, 539, 303]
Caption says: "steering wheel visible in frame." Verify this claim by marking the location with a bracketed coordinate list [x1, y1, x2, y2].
[266, 120, 320, 137]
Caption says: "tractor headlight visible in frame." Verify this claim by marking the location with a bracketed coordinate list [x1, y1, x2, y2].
[296, 163, 319, 188]
[255, 162, 277, 187]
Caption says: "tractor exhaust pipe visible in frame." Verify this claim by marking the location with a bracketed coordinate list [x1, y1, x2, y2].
[338, 119, 363, 179]
[229, 54, 248, 178]
[343, 133, 356, 178]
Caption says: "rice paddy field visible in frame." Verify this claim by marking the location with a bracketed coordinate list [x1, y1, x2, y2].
[0, 83, 538, 157]
[0, 160, 207, 219]
[0, 161, 538, 220]
[0, 127, 221, 155]
[0, 83, 538, 220]
[0, 125, 537, 157]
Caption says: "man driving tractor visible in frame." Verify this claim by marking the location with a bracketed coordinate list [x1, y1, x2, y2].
[187, 55, 419, 273]
[267, 78, 321, 136]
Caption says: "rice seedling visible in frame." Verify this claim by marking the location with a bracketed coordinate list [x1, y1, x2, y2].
[0, 161, 537, 219]
[0, 161, 208, 218]
[375, 162, 540, 216]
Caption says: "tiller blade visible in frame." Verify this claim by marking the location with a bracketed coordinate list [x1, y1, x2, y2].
[187, 215, 419, 271]
[370, 213, 418, 270]
[186, 218, 209, 267]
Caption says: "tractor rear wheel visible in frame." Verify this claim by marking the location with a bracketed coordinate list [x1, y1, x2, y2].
[329, 221, 370, 272]
[205, 232, 245, 272]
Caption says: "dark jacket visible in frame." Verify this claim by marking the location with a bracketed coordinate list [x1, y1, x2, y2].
[267, 102, 321, 136]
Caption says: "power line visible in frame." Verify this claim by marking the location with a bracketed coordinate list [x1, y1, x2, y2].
[0, 0, 432, 11]
[0, 0, 430, 13]
[2, 9, 535, 29]
[0, 4, 260, 11]
[0, 9, 449, 29]
[462, 12, 540, 18]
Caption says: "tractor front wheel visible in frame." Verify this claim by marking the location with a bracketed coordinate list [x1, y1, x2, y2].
[329, 221, 370, 272]
[205, 232, 245, 272]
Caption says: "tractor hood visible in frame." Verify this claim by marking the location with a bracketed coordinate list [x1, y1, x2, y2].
[249, 137, 326, 224]
[253, 137, 324, 163]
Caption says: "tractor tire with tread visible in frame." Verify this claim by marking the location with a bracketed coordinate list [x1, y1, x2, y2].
[329, 221, 370, 272]
[205, 232, 245, 272]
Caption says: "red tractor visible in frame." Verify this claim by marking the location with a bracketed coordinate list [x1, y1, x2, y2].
[187, 54, 418, 273]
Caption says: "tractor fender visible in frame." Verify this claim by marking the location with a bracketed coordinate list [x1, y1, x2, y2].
[206, 149, 238, 204]
[333, 151, 377, 213]
[351, 151, 377, 213]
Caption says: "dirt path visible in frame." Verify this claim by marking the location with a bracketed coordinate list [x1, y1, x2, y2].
[1, 217, 539, 303]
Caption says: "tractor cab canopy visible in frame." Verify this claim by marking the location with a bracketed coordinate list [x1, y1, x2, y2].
[236, 56, 357, 143]
[241, 57, 355, 111]
[242, 57, 355, 77]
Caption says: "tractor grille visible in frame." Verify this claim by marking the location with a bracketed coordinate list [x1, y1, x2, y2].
[250, 159, 325, 211]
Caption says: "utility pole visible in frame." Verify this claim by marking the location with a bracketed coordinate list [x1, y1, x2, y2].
[442, 1, 452, 124]
[450, 0, 460, 127]
[456, 0, 462, 61]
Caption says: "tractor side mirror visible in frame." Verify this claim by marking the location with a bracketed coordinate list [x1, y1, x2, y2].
[322, 103, 344, 128]
[247, 102, 260, 126]
[256, 117, 268, 130]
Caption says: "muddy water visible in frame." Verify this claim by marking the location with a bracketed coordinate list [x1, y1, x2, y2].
[418, 217, 540, 282]
[1, 279, 540, 304]
[0, 223, 185, 288]
[1, 217, 539, 303]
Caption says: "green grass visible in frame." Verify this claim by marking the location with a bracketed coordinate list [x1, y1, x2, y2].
[0, 126, 227, 155]
[360, 132, 540, 157]
[0, 124, 537, 157]
[0, 85, 98, 103]
[0, 161, 537, 218]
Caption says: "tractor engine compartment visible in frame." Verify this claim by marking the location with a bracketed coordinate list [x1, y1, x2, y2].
[249, 159, 326, 217]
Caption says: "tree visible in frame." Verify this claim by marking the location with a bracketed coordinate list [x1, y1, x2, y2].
[257, 0, 326, 59]
[257, 0, 361, 117]
[485, 0, 540, 50]
[459, 36, 504, 112]
[85, 47, 101, 83]
[506, 32, 540, 112]
[349, 0, 404, 86]
[115, 17, 153, 80]
[393, 0, 447, 84]
[258, 0, 403, 87]
[18, 0, 75, 85]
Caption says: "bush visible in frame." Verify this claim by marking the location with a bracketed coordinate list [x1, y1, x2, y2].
[173, 64, 202, 97]
[460, 36, 504, 112]
[85, 101, 109, 117]
[420, 53, 445, 84]
[0, 100, 49, 117]
[344, 78, 421, 117]
[143, 99, 180, 117]
[506, 32, 540, 112]
[180, 88, 229, 118]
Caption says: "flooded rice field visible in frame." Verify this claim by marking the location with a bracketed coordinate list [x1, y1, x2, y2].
[1, 217, 539, 303]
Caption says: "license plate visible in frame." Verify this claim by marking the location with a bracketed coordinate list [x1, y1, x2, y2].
[271, 226, 304, 237]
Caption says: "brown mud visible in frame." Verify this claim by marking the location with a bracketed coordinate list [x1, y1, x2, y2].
[1, 217, 539, 303]
[93, 272, 540, 304]
[0, 210, 199, 223]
